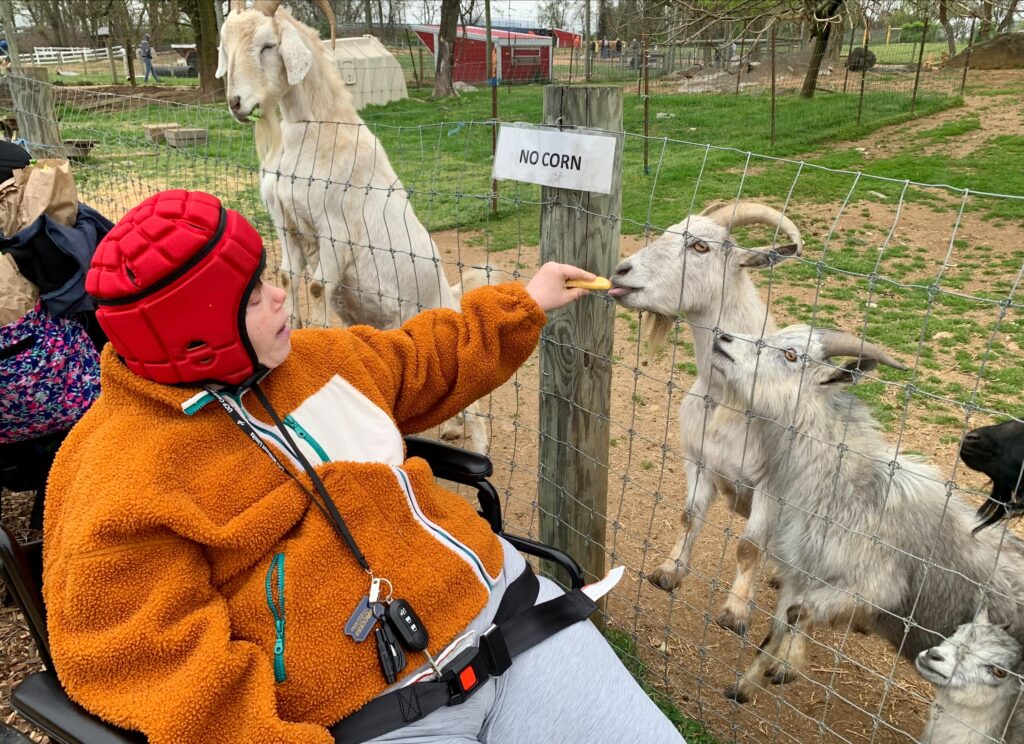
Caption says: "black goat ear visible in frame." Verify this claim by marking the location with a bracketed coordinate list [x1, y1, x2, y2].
[821, 358, 878, 385]
[740, 243, 799, 269]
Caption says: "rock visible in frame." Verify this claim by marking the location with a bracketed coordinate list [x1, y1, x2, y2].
[655, 112, 675, 119]
[453, 81, 477, 93]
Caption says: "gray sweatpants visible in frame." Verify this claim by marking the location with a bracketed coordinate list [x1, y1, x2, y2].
[367, 540, 687, 744]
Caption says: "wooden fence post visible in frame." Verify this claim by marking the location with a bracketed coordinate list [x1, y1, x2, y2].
[538, 86, 622, 594]
[8, 68, 62, 156]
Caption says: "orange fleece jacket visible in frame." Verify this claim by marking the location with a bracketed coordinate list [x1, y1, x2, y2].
[43, 283, 547, 744]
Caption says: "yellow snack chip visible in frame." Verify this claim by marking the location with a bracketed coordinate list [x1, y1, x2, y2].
[566, 277, 612, 291]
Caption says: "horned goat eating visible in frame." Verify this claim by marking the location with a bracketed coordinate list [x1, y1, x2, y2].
[216, 0, 487, 452]
[608, 201, 802, 637]
[960, 419, 1024, 531]
[916, 610, 1024, 744]
[711, 325, 1024, 703]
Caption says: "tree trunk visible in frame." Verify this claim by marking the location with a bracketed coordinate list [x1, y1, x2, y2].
[196, 0, 222, 100]
[978, 0, 993, 40]
[432, 0, 458, 98]
[939, 0, 957, 58]
[997, 0, 1020, 32]
[800, 0, 844, 99]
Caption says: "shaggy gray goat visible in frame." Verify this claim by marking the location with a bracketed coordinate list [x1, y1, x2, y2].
[609, 201, 802, 636]
[916, 609, 1024, 744]
[711, 324, 1024, 703]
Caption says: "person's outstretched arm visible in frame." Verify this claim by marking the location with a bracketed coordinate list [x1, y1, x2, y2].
[348, 262, 596, 433]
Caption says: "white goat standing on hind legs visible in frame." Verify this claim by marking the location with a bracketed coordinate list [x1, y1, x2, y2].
[608, 201, 803, 638]
[216, 0, 488, 452]
[711, 325, 1024, 705]
[916, 610, 1024, 744]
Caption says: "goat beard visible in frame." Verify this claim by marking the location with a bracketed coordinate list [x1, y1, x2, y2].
[643, 313, 675, 362]
[973, 480, 1022, 534]
[254, 107, 283, 162]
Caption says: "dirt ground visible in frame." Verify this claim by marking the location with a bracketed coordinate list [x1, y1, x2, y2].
[2, 70, 1024, 743]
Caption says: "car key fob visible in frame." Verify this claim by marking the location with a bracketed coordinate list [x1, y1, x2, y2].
[386, 598, 429, 652]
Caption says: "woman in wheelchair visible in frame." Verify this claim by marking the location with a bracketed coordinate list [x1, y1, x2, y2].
[42, 190, 687, 744]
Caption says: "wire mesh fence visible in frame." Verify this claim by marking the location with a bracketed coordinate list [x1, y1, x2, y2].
[3, 73, 1024, 744]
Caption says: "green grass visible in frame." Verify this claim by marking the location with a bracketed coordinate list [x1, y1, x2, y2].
[49, 83, 964, 256]
[39, 78, 1024, 420]
[604, 627, 722, 743]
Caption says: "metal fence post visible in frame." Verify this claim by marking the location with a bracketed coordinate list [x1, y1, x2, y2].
[538, 86, 622, 595]
[960, 17, 976, 95]
[911, 16, 928, 112]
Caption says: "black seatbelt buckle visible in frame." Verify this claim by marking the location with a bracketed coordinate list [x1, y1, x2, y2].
[478, 624, 512, 676]
[441, 647, 489, 706]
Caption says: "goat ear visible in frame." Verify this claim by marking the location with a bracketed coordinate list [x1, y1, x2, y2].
[821, 357, 878, 385]
[215, 41, 227, 79]
[279, 21, 313, 85]
[739, 243, 799, 269]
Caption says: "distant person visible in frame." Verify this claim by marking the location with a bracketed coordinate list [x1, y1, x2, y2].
[139, 33, 159, 83]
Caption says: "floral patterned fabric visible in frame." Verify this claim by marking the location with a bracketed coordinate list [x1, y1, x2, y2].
[0, 302, 100, 444]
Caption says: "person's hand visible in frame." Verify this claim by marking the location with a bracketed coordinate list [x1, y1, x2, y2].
[525, 262, 598, 312]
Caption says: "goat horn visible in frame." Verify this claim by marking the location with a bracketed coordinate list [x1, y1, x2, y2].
[698, 200, 730, 217]
[314, 0, 337, 50]
[816, 330, 908, 370]
[707, 202, 803, 254]
[253, 0, 281, 15]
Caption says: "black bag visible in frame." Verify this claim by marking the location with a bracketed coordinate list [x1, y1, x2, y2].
[0, 140, 30, 184]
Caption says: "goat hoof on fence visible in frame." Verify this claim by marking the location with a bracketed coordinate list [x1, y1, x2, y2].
[715, 609, 748, 637]
[647, 566, 683, 592]
[723, 684, 750, 704]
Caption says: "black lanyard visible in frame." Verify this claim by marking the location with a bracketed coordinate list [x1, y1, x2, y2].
[205, 384, 372, 575]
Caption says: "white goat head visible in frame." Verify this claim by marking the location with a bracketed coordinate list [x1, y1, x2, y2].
[916, 610, 1023, 711]
[609, 202, 803, 349]
[216, 0, 336, 123]
[711, 324, 907, 423]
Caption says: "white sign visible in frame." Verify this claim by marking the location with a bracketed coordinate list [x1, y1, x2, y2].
[492, 125, 617, 194]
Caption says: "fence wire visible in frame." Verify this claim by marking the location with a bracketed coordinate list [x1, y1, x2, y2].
[2, 77, 1024, 744]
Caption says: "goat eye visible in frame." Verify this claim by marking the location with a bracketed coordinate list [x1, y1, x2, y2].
[991, 665, 1008, 679]
[261, 43, 276, 54]
[692, 242, 710, 254]
[784, 349, 798, 363]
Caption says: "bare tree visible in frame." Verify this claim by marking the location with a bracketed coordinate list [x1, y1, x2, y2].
[410, 0, 438, 24]
[939, 0, 958, 57]
[433, 0, 458, 97]
[800, 0, 844, 98]
[997, 0, 1020, 31]
[179, 0, 222, 100]
[538, 0, 569, 29]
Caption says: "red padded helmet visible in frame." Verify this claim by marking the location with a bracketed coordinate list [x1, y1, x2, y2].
[87, 190, 266, 386]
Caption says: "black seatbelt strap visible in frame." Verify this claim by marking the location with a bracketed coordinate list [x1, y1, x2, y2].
[329, 564, 597, 744]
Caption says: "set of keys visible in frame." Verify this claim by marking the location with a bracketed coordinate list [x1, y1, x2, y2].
[344, 577, 430, 684]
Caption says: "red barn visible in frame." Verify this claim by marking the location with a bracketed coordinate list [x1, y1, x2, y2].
[551, 29, 582, 48]
[412, 25, 553, 84]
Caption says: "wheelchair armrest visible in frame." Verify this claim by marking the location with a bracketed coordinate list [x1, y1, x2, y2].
[403, 436, 492, 483]
[500, 533, 586, 591]
[11, 672, 145, 744]
[403, 436, 503, 533]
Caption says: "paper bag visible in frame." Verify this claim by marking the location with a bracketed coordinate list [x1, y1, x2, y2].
[14, 158, 78, 230]
[0, 176, 22, 237]
[0, 251, 38, 327]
